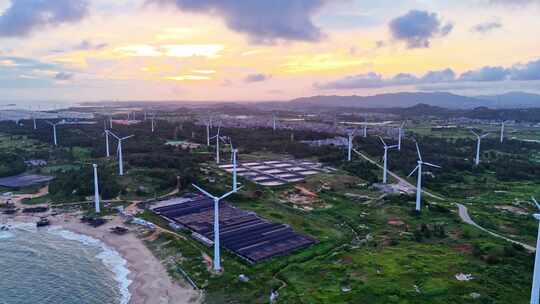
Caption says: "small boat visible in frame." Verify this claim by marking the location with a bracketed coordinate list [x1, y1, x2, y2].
[36, 217, 50, 227]
[110, 226, 129, 235]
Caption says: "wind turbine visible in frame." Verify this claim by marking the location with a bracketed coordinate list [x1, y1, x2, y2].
[408, 142, 441, 212]
[398, 121, 406, 151]
[347, 131, 354, 162]
[471, 131, 489, 166]
[46, 121, 61, 146]
[500, 121, 505, 144]
[363, 125, 368, 138]
[530, 197, 540, 304]
[192, 184, 241, 272]
[151, 115, 156, 133]
[104, 130, 111, 158]
[380, 137, 398, 184]
[210, 125, 223, 164]
[273, 113, 277, 131]
[93, 164, 101, 214]
[232, 148, 238, 191]
[109, 131, 134, 176]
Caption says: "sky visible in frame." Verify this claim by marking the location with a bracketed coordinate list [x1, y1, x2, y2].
[0, 0, 539, 103]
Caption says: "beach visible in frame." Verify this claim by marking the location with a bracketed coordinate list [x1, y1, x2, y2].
[1, 200, 202, 304]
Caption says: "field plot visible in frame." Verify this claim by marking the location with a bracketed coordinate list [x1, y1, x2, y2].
[152, 195, 317, 263]
[219, 160, 325, 186]
[0, 173, 54, 188]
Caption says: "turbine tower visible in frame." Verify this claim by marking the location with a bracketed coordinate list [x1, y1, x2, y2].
[151, 115, 156, 133]
[104, 130, 111, 158]
[46, 121, 60, 146]
[93, 164, 101, 214]
[380, 137, 398, 184]
[398, 121, 406, 151]
[530, 197, 540, 304]
[273, 113, 277, 131]
[210, 125, 222, 164]
[471, 131, 489, 166]
[408, 142, 441, 212]
[205, 119, 211, 146]
[232, 148, 238, 191]
[347, 132, 354, 162]
[192, 184, 241, 272]
[500, 121, 505, 144]
[109, 131, 134, 176]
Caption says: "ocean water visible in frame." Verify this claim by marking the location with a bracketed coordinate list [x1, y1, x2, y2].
[0, 223, 131, 304]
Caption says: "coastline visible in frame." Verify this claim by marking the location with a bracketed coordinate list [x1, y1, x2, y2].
[1, 212, 202, 304]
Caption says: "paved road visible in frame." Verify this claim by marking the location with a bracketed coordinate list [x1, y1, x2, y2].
[456, 203, 535, 252]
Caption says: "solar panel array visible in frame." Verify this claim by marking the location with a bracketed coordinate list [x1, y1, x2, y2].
[153, 196, 317, 263]
[219, 160, 323, 186]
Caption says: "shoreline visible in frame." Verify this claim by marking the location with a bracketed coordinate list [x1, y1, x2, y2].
[1, 212, 202, 304]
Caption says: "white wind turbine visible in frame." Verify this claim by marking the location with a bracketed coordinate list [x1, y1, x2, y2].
[46, 121, 61, 146]
[408, 142, 441, 212]
[109, 131, 134, 176]
[530, 197, 540, 304]
[273, 113, 277, 131]
[104, 130, 111, 158]
[151, 115, 156, 133]
[93, 164, 101, 214]
[398, 121, 406, 151]
[347, 131, 354, 162]
[210, 125, 225, 164]
[192, 184, 241, 272]
[471, 130, 489, 166]
[500, 121, 505, 144]
[232, 148, 238, 192]
[380, 137, 398, 184]
[363, 125, 368, 138]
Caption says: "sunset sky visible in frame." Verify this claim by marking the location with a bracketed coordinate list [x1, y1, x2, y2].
[0, 0, 539, 102]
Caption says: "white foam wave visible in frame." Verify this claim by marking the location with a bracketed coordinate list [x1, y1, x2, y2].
[0, 231, 14, 240]
[49, 228, 132, 304]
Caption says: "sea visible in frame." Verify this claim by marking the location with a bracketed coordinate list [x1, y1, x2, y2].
[0, 223, 131, 304]
[0, 101, 76, 111]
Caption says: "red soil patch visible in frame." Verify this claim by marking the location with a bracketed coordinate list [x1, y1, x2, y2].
[454, 243, 474, 254]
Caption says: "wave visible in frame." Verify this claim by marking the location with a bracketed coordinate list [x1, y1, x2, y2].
[0, 231, 14, 240]
[48, 227, 132, 304]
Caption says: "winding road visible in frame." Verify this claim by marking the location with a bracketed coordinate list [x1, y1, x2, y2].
[352, 148, 535, 251]
[456, 203, 535, 252]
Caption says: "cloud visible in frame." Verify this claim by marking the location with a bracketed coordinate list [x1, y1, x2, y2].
[75, 40, 108, 51]
[510, 58, 540, 80]
[54, 72, 74, 80]
[150, 0, 326, 43]
[489, 0, 539, 7]
[0, 0, 89, 37]
[244, 73, 271, 83]
[389, 10, 453, 48]
[315, 57, 540, 90]
[471, 21, 502, 34]
[459, 66, 509, 81]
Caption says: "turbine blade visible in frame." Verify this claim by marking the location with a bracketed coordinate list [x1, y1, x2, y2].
[220, 187, 243, 200]
[192, 184, 216, 200]
[379, 136, 386, 146]
[400, 121, 406, 128]
[532, 197, 540, 211]
[122, 135, 134, 140]
[415, 142, 422, 161]
[470, 130, 479, 137]
[423, 162, 441, 168]
[389, 145, 399, 149]
[408, 165, 419, 177]
[481, 133, 489, 138]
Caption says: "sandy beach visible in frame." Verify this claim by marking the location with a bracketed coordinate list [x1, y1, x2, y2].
[1, 194, 202, 304]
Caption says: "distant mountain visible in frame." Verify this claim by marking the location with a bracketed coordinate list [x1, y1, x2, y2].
[475, 92, 540, 108]
[289, 91, 540, 109]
